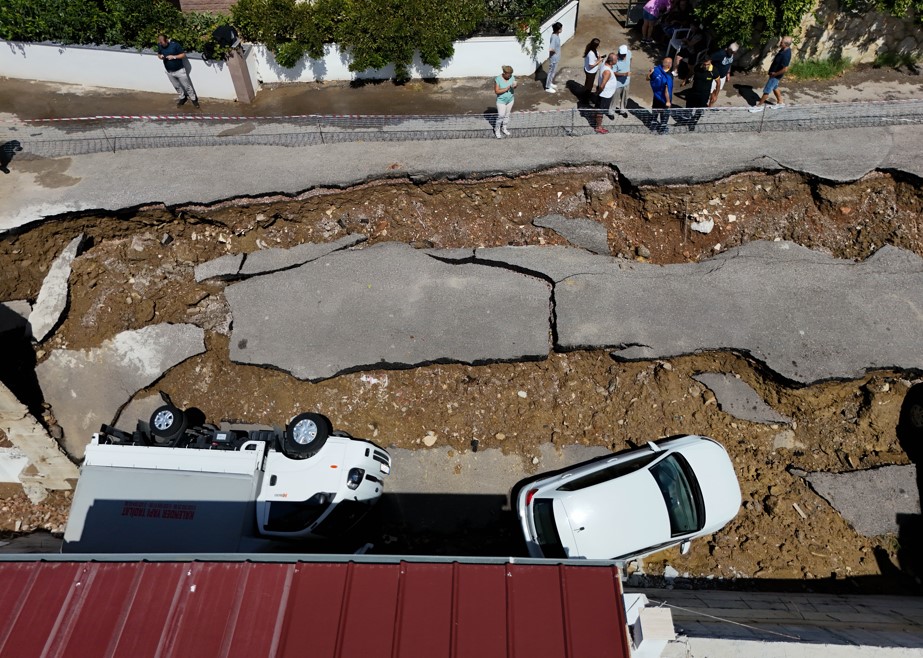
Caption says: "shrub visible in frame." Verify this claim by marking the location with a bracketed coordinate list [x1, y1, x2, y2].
[788, 56, 852, 79]
[874, 51, 920, 68]
[336, 0, 485, 79]
[0, 0, 559, 78]
[695, 0, 815, 48]
[0, 0, 225, 53]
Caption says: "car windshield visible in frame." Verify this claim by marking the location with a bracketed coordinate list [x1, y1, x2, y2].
[649, 454, 704, 536]
[533, 498, 567, 558]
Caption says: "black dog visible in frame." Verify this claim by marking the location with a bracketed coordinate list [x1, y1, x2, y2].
[1, 140, 23, 174]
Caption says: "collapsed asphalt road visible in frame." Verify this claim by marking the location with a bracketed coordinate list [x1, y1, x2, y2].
[1, 165, 922, 588]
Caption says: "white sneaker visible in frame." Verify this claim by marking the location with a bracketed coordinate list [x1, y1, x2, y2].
[748, 105, 764, 113]
[769, 103, 786, 109]
[495, 132, 502, 139]
[502, 127, 511, 136]
[545, 87, 557, 93]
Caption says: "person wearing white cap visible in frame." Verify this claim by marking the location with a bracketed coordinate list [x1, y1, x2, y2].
[709, 42, 739, 105]
[610, 44, 632, 118]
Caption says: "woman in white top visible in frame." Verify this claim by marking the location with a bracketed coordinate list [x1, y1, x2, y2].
[582, 38, 604, 100]
[595, 54, 617, 134]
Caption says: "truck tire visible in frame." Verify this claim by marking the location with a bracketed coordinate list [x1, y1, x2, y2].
[284, 413, 330, 459]
[149, 405, 188, 446]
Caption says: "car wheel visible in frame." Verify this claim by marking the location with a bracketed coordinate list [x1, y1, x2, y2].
[284, 413, 330, 459]
[149, 405, 188, 446]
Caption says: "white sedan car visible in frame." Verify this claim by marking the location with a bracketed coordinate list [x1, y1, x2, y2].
[516, 435, 741, 561]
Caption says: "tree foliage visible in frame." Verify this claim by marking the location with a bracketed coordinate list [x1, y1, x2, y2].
[840, 0, 923, 22]
[697, 0, 920, 49]
[234, 0, 484, 77]
[695, 0, 815, 48]
[0, 0, 225, 52]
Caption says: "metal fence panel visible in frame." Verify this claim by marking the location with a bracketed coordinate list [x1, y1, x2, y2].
[2, 101, 922, 159]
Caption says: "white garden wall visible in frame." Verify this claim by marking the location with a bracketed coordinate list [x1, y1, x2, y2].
[253, 0, 579, 83]
[0, 41, 242, 101]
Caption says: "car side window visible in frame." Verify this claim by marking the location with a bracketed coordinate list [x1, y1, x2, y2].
[557, 451, 659, 491]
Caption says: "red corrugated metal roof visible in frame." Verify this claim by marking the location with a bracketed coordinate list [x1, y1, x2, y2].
[0, 560, 630, 658]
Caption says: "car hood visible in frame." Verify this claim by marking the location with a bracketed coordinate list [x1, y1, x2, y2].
[557, 470, 670, 560]
[679, 439, 741, 532]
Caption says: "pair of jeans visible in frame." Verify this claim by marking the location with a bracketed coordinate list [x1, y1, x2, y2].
[651, 97, 669, 131]
[546, 57, 560, 89]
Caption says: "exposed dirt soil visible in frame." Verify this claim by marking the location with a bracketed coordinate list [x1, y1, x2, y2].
[1, 166, 922, 586]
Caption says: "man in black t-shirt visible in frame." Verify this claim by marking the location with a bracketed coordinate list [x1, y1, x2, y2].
[157, 34, 199, 108]
[750, 36, 793, 112]
[708, 42, 738, 106]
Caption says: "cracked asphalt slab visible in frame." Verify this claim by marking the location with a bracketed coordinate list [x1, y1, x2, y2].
[226, 242, 552, 381]
[559, 241, 923, 383]
[2, 124, 923, 233]
[222, 239, 923, 385]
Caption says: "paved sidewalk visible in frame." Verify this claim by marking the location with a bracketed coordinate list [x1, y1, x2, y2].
[637, 587, 923, 648]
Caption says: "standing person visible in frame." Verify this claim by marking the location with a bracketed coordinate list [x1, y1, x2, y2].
[708, 42, 739, 106]
[684, 59, 716, 130]
[595, 54, 617, 134]
[750, 36, 793, 111]
[647, 57, 674, 133]
[494, 65, 517, 139]
[641, 0, 671, 44]
[545, 22, 563, 93]
[611, 44, 632, 118]
[583, 38, 604, 101]
[157, 34, 199, 108]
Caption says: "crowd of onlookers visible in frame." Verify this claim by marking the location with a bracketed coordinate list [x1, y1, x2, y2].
[492, 0, 795, 137]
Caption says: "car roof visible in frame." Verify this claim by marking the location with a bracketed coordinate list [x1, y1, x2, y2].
[554, 468, 670, 560]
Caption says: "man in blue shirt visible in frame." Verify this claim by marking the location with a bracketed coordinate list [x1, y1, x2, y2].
[750, 36, 793, 111]
[157, 34, 199, 108]
[647, 57, 673, 133]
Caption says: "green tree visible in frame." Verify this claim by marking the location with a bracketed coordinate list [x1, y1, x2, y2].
[840, 0, 923, 22]
[696, 0, 815, 47]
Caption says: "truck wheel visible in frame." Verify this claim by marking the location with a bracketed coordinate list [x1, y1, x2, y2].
[284, 413, 330, 458]
[149, 405, 188, 446]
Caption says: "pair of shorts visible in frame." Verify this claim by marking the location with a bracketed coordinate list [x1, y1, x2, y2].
[598, 95, 614, 112]
[710, 75, 727, 93]
[643, 9, 657, 21]
[763, 76, 781, 94]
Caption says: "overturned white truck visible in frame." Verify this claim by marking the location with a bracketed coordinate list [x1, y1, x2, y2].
[63, 393, 392, 553]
